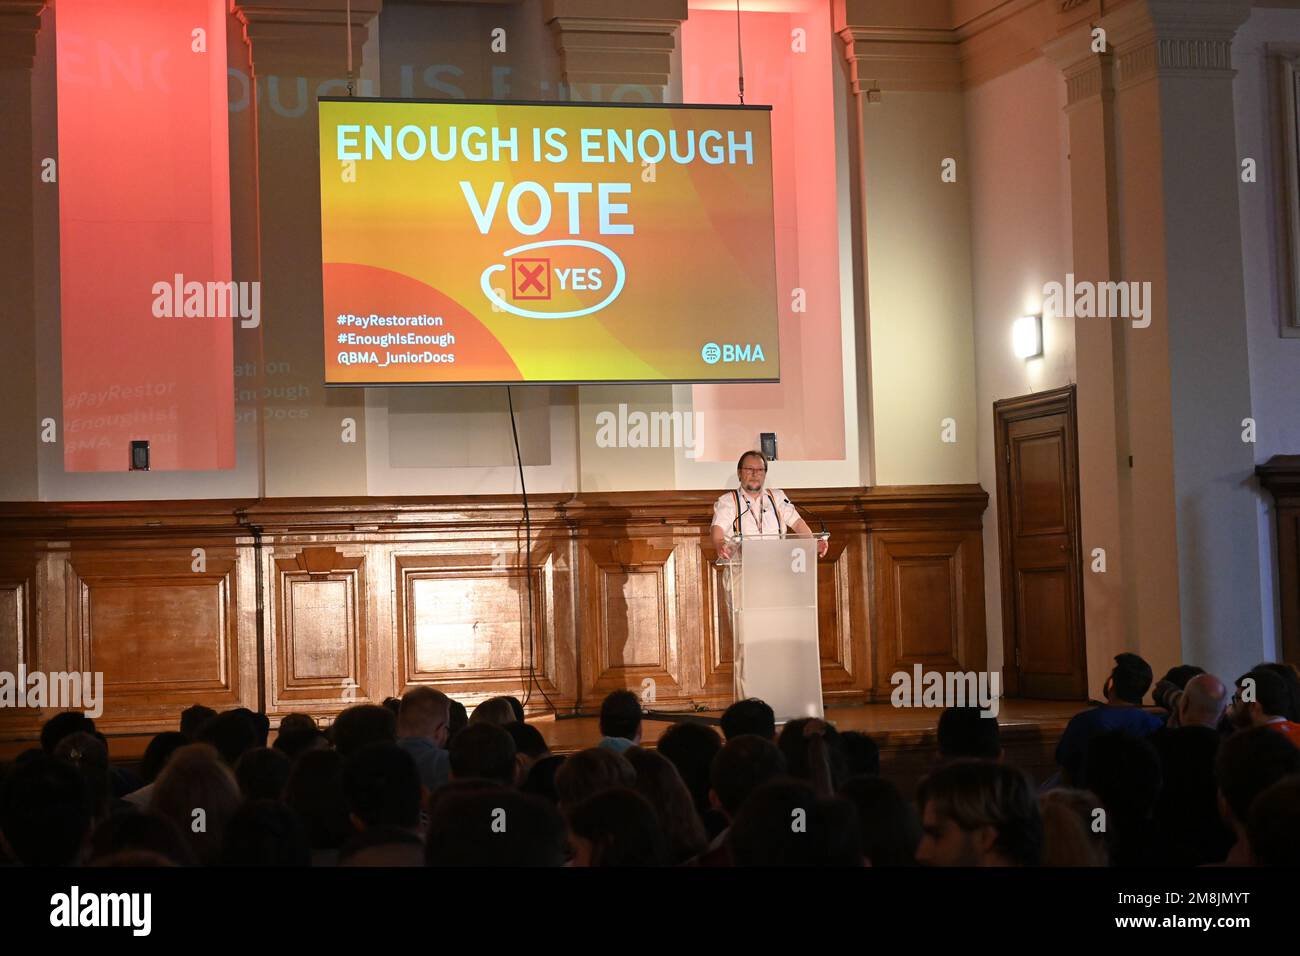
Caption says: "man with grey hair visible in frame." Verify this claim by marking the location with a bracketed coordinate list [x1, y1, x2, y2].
[1151, 671, 1234, 864]
[396, 686, 452, 794]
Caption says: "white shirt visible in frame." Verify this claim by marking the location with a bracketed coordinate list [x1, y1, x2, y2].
[712, 487, 802, 538]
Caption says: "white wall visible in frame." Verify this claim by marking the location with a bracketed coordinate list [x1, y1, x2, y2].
[859, 90, 980, 486]
[965, 57, 1076, 677]
[1235, 8, 1300, 661]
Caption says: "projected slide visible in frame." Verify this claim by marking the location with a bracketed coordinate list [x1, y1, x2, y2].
[318, 99, 778, 385]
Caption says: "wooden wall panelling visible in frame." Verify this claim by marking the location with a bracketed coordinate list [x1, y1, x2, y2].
[577, 531, 695, 710]
[267, 542, 370, 716]
[0, 501, 259, 740]
[0, 544, 38, 738]
[870, 528, 986, 699]
[393, 533, 573, 713]
[0, 487, 990, 740]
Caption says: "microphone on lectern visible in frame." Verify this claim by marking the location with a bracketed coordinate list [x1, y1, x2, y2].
[785, 495, 827, 536]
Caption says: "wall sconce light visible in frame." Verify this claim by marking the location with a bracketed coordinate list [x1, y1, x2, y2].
[1012, 314, 1043, 360]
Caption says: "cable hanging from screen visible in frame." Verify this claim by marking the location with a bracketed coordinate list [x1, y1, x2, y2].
[345, 0, 354, 96]
[506, 386, 557, 717]
[735, 0, 745, 105]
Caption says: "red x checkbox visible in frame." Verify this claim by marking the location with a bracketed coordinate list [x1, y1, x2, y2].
[511, 258, 551, 300]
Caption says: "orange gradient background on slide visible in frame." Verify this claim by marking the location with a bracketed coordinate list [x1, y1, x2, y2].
[319, 100, 778, 384]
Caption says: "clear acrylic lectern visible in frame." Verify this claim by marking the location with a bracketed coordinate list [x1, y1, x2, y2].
[717, 533, 826, 722]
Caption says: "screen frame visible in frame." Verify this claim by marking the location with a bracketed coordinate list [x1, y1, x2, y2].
[317, 95, 781, 388]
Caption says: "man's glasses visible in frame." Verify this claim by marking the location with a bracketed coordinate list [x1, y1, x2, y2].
[739, 467, 766, 475]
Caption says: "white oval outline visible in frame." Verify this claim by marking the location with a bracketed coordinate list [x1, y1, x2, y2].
[480, 239, 626, 320]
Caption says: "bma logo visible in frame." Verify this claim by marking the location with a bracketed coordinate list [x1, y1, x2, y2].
[701, 342, 765, 364]
[481, 239, 625, 319]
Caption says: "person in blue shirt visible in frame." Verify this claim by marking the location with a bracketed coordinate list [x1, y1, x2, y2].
[395, 686, 452, 795]
[1054, 653, 1164, 785]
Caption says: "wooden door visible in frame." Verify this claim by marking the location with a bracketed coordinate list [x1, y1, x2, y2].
[995, 386, 1086, 699]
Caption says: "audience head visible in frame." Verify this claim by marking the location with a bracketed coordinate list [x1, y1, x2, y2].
[397, 686, 452, 746]
[231, 708, 271, 748]
[197, 709, 260, 766]
[504, 696, 526, 722]
[339, 827, 425, 867]
[554, 747, 637, 811]
[179, 704, 217, 740]
[152, 743, 242, 865]
[839, 775, 920, 866]
[448, 722, 517, 786]
[839, 731, 881, 777]
[381, 697, 402, 718]
[505, 721, 549, 760]
[330, 704, 397, 758]
[1152, 665, 1206, 720]
[721, 698, 775, 741]
[777, 718, 847, 789]
[1105, 652, 1153, 706]
[89, 850, 176, 867]
[938, 706, 1002, 761]
[1161, 664, 1206, 690]
[1176, 672, 1229, 729]
[656, 721, 723, 817]
[447, 699, 469, 740]
[1082, 730, 1163, 825]
[709, 734, 787, 820]
[0, 753, 93, 865]
[1247, 774, 1300, 866]
[729, 779, 862, 866]
[140, 731, 190, 784]
[1038, 788, 1108, 866]
[521, 753, 565, 804]
[568, 788, 668, 866]
[505, 721, 549, 784]
[469, 696, 517, 728]
[1256, 663, 1300, 721]
[599, 689, 643, 743]
[426, 789, 568, 866]
[40, 711, 96, 754]
[277, 712, 318, 736]
[89, 811, 195, 866]
[343, 743, 421, 832]
[1230, 668, 1295, 729]
[234, 746, 292, 802]
[1216, 725, 1300, 830]
[915, 760, 1042, 867]
[53, 732, 111, 821]
[272, 727, 328, 761]
[221, 800, 311, 866]
[623, 746, 707, 863]
[284, 749, 352, 852]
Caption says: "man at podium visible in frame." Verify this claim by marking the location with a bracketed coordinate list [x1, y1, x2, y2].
[709, 450, 829, 559]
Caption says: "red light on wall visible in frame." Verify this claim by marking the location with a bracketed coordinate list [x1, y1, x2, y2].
[683, 1, 846, 462]
[56, 0, 234, 472]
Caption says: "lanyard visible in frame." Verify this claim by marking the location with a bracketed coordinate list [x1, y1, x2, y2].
[732, 489, 777, 534]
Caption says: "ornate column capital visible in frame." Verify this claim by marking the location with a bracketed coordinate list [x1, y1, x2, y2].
[1042, 23, 1115, 111]
[833, 1, 960, 95]
[232, 0, 382, 77]
[542, 0, 686, 96]
[0, 1, 45, 71]
[1103, 0, 1250, 88]
[836, 25, 962, 95]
